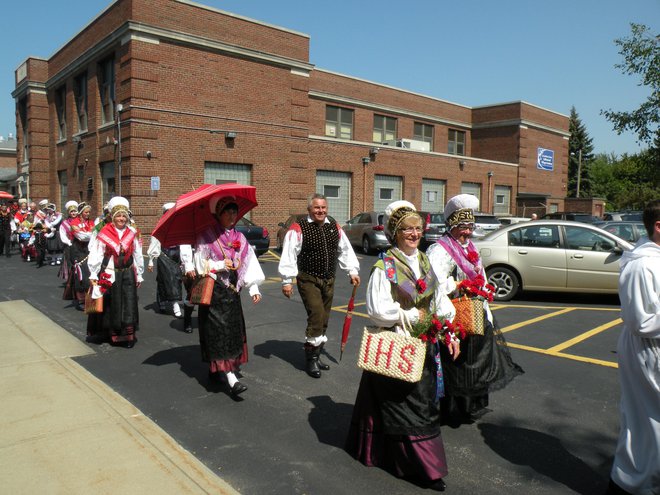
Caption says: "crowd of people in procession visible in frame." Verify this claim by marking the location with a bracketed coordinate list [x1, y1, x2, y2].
[1, 189, 658, 494]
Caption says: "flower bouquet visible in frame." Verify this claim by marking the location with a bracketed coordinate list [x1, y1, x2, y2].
[410, 310, 465, 346]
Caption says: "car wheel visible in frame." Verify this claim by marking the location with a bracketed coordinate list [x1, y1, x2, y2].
[362, 236, 371, 254]
[486, 267, 519, 301]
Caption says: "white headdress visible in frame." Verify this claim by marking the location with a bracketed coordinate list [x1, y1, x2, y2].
[444, 194, 479, 228]
[383, 200, 419, 239]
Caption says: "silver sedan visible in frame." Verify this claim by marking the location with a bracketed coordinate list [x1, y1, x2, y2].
[474, 220, 634, 301]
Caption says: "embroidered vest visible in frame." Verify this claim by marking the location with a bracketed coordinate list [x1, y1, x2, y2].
[298, 216, 340, 279]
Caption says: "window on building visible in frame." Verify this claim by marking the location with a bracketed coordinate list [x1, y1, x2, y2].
[100, 161, 115, 205]
[74, 72, 88, 132]
[18, 98, 28, 162]
[414, 122, 434, 151]
[98, 57, 115, 125]
[448, 129, 465, 155]
[55, 86, 67, 141]
[325, 106, 353, 140]
[58, 170, 68, 205]
[323, 185, 340, 198]
[373, 115, 397, 143]
[379, 188, 394, 200]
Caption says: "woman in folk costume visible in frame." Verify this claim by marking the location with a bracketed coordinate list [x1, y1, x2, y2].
[18, 213, 36, 261]
[58, 201, 78, 281]
[86, 197, 144, 348]
[427, 194, 523, 425]
[69, 202, 96, 310]
[44, 203, 64, 264]
[346, 201, 461, 492]
[193, 195, 264, 398]
[147, 202, 194, 329]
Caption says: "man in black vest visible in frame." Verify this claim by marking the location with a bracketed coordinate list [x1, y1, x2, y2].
[279, 193, 360, 378]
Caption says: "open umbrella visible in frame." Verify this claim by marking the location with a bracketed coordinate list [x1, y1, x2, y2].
[0, 191, 14, 200]
[340, 283, 359, 361]
[151, 184, 257, 247]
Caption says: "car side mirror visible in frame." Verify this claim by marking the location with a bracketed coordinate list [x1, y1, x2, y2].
[612, 245, 623, 255]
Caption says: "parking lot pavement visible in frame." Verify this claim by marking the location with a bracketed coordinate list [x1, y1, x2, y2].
[1, 249, 623, 494]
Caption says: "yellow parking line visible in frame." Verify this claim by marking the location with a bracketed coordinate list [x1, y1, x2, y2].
[546, 318, 623, 353]
[493, 304, 620, 312]
[506, 342, 618, 368]
[499, 308, 577, 333]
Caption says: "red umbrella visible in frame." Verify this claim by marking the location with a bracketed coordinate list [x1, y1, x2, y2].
[340, 284, 359, 361]
[0, 191, 14, 200]
[151, 184, 257, 246]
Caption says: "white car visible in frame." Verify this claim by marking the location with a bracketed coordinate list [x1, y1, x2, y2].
[497, 216, 531, 226]
[473, 213, 502, 238]
[474, 220, 634, 301]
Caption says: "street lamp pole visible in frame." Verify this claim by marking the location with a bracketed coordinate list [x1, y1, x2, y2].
[116, 103, 123, 197]
[576, 148, 582, 198]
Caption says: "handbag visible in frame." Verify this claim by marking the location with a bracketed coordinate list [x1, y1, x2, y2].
[84, 288, 103, 314]
[189, 275, 214, 305]
[357, 312, 426, 383]
[451, 295, 485, 335]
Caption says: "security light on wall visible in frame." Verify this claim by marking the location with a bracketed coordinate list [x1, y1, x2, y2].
[225, 131, 237, 139]
[362, 157, 371, 165]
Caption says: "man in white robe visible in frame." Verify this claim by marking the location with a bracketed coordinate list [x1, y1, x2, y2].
[610, 199, 660, 495]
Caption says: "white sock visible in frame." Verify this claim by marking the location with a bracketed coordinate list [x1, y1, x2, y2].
[225, 371, 238, 387]
[173, 302, 181, 316]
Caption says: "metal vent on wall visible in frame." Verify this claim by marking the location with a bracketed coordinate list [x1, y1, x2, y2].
[87, 177, 93, 191]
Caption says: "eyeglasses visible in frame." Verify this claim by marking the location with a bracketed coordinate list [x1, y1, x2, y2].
[456, 223, 475, 231]
[400, 226, 423, 235]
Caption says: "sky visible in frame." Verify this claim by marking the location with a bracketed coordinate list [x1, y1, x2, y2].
[2, 0, 658, 156]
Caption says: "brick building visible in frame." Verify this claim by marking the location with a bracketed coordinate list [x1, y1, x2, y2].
[12, 0, 569, 242]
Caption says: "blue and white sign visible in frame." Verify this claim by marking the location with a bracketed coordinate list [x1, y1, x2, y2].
[537, 147, 554, 171]
[150, 176, 160, 191]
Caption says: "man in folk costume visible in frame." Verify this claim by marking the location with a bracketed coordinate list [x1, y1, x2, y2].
[87, 196, 144, 348]
[58, 201, 78, 280]
[0, 203, 16, 257]
[69, 202, 95, 310]
[147, 202, 194, 330]
[278, 193, 361, 378]
[609, 199, 660, 495]
[427, 194, 522, 425]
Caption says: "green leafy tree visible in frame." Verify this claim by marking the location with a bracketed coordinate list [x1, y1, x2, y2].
[568, 106, 594, 197]
[602, 23, 660, 146]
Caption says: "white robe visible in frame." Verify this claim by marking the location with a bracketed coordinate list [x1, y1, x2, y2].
[611, 239, 660, 494]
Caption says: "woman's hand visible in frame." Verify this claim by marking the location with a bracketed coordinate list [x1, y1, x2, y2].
[147, 265, 153, 273]
[224, 258, 233, 269]
[136, 281, 142, 289]
[185, 270, 196, 278]
[282, 284, 294, 298]
[252, 294, 261, 304]
[448, 340, 461, 360]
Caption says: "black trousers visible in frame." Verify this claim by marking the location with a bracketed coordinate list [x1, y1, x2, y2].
[296, 272, 335, 340]
[0, 231, 10, 256]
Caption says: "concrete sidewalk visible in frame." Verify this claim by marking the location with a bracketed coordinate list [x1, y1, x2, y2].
[0, 300, 239, 495]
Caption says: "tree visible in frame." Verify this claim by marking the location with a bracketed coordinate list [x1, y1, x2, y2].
[568, 106, 594, 197]
[602, 23, 660, 146]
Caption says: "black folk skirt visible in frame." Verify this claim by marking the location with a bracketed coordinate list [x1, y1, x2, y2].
[197, 272, 247, 373]
[87, 264, 139, 344]
[156, 249, 182, 302]
[439, 314, 523, 423]
[346, 343, 448, 482]
[69, 240, 91, 294]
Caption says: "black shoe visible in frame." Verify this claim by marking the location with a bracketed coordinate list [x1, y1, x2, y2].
[304, 344, 322, 378]
[428, 479, 446, 492]
[125, 340, 135, 348]
[230, 381, 247, 397]
[183, 326, 193, 333]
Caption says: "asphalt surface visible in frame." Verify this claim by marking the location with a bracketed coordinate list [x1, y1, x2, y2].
[1, 248, 623, 494]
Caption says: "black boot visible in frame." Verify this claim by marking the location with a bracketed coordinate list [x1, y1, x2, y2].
[183, 305, 193, 333]
[317, 343, 330, 371]
[304, 344, 322, 378]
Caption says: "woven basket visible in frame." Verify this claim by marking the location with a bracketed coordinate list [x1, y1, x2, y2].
[357, 327, 426, 383]
[451, 296, 485, 335]
[189, 276, 214, 305]
[84, 289, 103, 314]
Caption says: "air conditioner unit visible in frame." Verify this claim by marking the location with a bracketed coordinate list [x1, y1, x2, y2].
[87, 177, 93, 191]
[381, 138, 430, 152]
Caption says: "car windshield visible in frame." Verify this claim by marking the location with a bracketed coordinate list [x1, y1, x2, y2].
[428, 213, 444, 224]
[475, 215, 500, 224]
